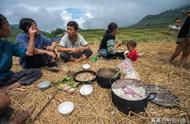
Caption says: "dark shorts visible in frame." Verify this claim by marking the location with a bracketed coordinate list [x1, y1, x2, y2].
[176, 38, 186, 44]
[104, 52, 125, 60]
[0, 69, 42, 87]
[20, 54, 56, 69]
[60, 48, 93, 62]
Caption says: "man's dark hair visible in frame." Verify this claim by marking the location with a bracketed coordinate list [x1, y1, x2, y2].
[127, 40, 137, 48]
[67, 21, 78, 30]
[0, 14, 7, 29]
[19, 18, 36, 33]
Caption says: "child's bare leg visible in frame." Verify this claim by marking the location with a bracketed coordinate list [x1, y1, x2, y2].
[169, 42, 185, 63]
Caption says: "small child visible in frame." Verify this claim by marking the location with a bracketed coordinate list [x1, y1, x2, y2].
[124, 40, 138, 61]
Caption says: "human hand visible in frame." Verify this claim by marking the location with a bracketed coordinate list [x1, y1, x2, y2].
[72, 48, 81, 53]
[79, 47, 86, 52]
[116, 42, 122, 48]
[46, 46, 54, 51]
[46, 51, 57, 58]
[28, 26, 38, 36]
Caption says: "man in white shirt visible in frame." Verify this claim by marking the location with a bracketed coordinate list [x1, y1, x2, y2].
[58, 21, 92, 62]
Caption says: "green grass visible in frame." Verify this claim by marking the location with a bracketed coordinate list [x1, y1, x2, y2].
[80, 28, 176, 44]
[8, 27, 176, 44]
[8, 28, 22, 43]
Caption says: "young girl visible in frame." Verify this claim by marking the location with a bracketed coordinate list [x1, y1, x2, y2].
[99, 22, 125, 60]
[16, 18, 59, 72]
[124, 40, 138, 62]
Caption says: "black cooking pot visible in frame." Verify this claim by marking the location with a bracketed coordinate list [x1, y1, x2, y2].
[73, 70, 96, 84]
[96, 68, 121, 89]
[111, 79, 156, 115]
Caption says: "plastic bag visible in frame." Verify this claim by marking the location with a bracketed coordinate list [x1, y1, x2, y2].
[117, 59, 140, 80]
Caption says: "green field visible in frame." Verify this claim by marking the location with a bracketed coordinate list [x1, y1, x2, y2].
[80, 27, 177, 44]
[8, 27, 176, 44]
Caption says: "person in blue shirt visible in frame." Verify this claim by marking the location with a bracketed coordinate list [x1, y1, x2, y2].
[16, 18, 59, 72]
[0, 13, 39, 124]
[0, 14, 42, 90]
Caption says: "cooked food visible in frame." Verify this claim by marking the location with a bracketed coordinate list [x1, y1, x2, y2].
[56, 76, 79, 91]
[75, 72, 96, 82]
[112, 84, 146, 101]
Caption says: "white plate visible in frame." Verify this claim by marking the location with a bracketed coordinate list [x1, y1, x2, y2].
[82, 64, 90, 70]
[38, 81, 51, 90]
[80, 84, 93, 96]
[58, 101, 74, 115]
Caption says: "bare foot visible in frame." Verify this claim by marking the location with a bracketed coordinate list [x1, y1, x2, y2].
[69, 56, 81, 62]
[81, 54, 87, 60]
[10, 106, 35, 124]
[74, 58, 81, 62]
[71, 57, 81, 62]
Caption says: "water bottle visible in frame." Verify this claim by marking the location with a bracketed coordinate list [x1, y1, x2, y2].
[91, 53, 100, 62]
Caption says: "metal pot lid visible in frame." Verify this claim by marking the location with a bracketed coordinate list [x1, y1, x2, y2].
[146, 84, 180, 107]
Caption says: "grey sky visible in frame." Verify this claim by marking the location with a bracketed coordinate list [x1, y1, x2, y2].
[0, 0, 189, 31]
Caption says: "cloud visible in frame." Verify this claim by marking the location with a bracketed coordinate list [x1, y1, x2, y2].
[0, 0, 189, 31]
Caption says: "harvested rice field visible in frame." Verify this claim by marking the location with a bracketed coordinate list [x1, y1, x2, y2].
[9, 42, 190, 124]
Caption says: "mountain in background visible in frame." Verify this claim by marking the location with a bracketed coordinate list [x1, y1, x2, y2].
[9, 5, 190, 41]
[11, 24, 19, 29]
[131, 5, 190, 28]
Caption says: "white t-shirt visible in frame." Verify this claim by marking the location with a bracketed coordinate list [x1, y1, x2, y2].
[59, 33, 88, 48]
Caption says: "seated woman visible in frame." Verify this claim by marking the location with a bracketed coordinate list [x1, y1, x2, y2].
[0, 14, 42, 90]
[99, 22, 124, 60]
[16, 18, 59, 72]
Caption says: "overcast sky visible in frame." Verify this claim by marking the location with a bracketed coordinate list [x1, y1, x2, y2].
[0, 0, 189, 31]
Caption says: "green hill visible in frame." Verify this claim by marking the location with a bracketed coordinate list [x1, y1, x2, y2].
[131, 5, 190, 28]
[9, 5, 188, 43]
